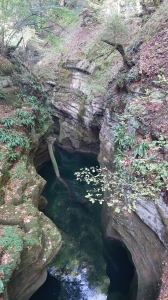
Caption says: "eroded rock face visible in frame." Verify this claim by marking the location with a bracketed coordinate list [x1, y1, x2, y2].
[0, 150, 62, 300]
[49, 62, 104, 154]
[34, 140, 50, 171]
[21, 1, 168, 299]
[0, 68, 62, 299]
[102, 202, 167, 300]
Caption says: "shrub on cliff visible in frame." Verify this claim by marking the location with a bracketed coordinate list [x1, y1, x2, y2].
[0, 0, 77, 56]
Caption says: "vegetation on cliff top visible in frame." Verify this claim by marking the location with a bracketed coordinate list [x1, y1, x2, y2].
[0, 0, 77, 56]
[75, 1, 168, 213]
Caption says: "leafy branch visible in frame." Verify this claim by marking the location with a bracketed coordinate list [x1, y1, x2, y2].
[75, 125, 168, 213]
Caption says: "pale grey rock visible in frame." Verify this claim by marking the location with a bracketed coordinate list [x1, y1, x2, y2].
[136, 198, 168, 248]
[157, 195, 168, 227]
[46, 80, 56, 86]
[102, 202, 168, 300]
[0, 76, 13, 88]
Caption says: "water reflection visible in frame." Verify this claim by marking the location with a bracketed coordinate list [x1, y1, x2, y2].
[31, 145, 135, 300]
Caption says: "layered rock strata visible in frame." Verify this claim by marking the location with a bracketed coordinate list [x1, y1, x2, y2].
[23, 1, 168, 299]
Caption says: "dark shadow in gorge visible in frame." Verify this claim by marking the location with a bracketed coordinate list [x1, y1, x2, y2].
[103, 240, 137, 300]
[30, 273, 61, 300]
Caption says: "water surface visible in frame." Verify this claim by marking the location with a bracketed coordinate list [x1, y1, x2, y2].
[30, 146, 135, 300]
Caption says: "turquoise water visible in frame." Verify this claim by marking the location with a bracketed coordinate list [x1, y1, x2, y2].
[30, 146, 135, 300]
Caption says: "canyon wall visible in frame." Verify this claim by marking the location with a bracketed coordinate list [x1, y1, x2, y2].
[28, 1, 168, 299]
[0, 0, 167, 299]
[0, 62, 62, 299]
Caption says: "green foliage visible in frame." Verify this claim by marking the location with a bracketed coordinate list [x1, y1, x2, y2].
[75, 128, 168, 213]
[22, 195, 28, 202]
[9, 152, 18, 162]
[0, 88, 51, 153]
[13, 161, 26, 179]
[49, 5, 77, 26]
[38, 106, 52, 123]
[1, 117, 15, 128]
[101, 14, 130, 45]
[75, 166, 160, 213]
[0, 263, 12, 282]
[15, 109, 35, 127]
[153, 74, 167, 87]
[132, 137, 168, 189]
[113, 125, 134, 151]
[0, 226, 23, 289]
[116, 73, 127, 90]
[0, 91, 6, 99]
[0, 278, 4, 293]
[24, 235, 35, 248]
[84, 44, 115, 97]
[0, 129, 30, 150]
[17, 93, 23, 103]
[0, 152, 6, 161]
[133, 141, 149, 158]
[25, 95, 37, 103]
[86, 0, 104, 9]
[0, 226, 23, 252]
[0, 0, 77, 54]
[20, 86, 52, 126]
[132, 158, 168, 188]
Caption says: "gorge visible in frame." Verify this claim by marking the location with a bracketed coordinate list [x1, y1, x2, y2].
[31, 146, 135, 300]
[0, 0, 168, 300]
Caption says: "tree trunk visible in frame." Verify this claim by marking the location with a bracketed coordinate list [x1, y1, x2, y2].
[47, 139, 69, 190]
[5, 37, 23, 58]
[101, 39, 135, 69]
[1, 28, 5, 56]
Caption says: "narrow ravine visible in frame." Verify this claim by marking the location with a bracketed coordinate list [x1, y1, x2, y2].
[30, 145, 135, 300]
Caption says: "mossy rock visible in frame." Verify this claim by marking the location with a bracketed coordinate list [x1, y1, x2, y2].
[38, 195, 48, 211]
[0, 55, 13, 75]
[78, 98, 86, 121]
[0, 86, 21, 107]
[116, 73, 127, 90]
[76, 50, 86, 60]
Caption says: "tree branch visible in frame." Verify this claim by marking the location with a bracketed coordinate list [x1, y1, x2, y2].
[101, 39, 135, 69]
[5, 37, 23, 57]
[46, 138, 69, 191]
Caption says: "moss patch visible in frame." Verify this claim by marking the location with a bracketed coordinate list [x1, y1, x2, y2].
[0, 56, 13, 75]
[78, 98, 86, 121]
